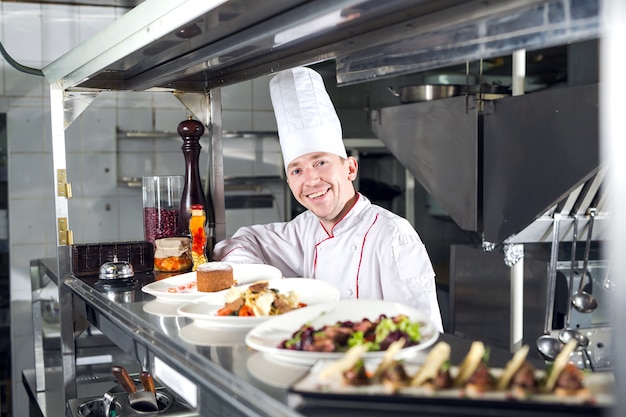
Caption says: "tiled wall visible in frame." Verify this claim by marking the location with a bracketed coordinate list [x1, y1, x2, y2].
[0, 2, 281, 415]
[2, 0, 283, 275]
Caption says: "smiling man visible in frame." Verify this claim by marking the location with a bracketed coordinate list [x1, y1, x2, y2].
[213, 66, 443, 332]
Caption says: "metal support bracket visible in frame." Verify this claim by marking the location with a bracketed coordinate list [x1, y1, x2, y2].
[57, 169, 72, 198]
[57, 217, 74, 246]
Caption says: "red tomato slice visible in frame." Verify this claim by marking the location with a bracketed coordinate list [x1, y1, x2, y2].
[238, 305, 255, 316]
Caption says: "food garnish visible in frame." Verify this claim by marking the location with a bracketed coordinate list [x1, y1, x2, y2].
[215, 280, 305, 317]
[410, 341, 452, 389]
[306, 339, 601, 404]
[453, 341, 487, 387]
[166, 281, 197, 293]
[279, 314, 424, 352]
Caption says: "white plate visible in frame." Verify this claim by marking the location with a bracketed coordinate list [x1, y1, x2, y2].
[141, 263, 282, 302]
[245, 299, 439, 365]
[176, 278, 341, 329]
[246, 352, 310, 388]
[179, 322, 249, 346]
[143, 299, 185, 317]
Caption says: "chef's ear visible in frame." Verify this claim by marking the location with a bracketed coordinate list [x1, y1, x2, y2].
[347, 156, 358, 181]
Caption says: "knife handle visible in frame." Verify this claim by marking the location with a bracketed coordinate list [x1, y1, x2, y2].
[112, 366, 137, 394]
[140, 371, 157, 395]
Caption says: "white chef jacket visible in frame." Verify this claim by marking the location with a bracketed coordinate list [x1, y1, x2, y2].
[213, 193, 443, 332]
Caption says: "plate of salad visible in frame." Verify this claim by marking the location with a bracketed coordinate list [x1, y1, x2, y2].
[245, 299, 439, 365]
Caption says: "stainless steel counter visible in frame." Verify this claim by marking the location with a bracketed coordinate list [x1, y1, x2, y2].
[27, 258, 615, 417]
[31, 257, 299, 417]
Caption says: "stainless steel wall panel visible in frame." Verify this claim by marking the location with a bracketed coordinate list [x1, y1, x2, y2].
[450, 243, 549, 356]
[371, 96, 479, 231]
[482, 83, 599, 243]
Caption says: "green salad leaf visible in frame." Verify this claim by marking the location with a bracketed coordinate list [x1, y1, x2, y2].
[347, 330, 379, 351]
[374, 315, 421, 344]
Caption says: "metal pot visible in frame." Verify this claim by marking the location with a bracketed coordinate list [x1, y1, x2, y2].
[388, 84, 461, 103]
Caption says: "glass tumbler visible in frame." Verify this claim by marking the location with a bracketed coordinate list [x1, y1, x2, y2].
[142, 176, 183, 244]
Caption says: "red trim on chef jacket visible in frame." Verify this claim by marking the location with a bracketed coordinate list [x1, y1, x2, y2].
[216, 246, 244, 260]
[355, 214, 379, 298]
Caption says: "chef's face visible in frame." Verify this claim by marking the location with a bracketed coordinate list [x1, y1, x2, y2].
[286, 152, 358, 231]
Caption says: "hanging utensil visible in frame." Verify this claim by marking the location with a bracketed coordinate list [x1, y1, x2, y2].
[571, 208, 599, 313]
[563, 214, 578, 330]
[111, 366, 158, 412]
[558, 213, 579, 346]
[536, 210, 564, 361]
[558, 328, 594, 371]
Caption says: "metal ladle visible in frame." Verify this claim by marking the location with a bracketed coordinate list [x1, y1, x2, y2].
[571, 208, 599, 313]
[558, 215, 578, 341]
[537, 212, 564, 361]
[559, 328, 589, 349]
[537, 332, 563, 362]
[558, 328, 594, 370]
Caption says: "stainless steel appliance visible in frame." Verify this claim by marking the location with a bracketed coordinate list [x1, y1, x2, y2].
[370, 73, 610, 367]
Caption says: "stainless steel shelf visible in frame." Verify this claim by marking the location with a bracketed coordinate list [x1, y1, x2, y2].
[42, 0, 599, 92]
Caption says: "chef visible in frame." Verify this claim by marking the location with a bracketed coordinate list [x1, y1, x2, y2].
[213, 66, 443, 332]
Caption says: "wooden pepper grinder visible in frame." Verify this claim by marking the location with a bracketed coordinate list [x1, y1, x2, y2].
[178, 116, 215, 261]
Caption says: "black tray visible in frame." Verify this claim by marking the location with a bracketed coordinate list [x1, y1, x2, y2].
[288, 362, 613, 417]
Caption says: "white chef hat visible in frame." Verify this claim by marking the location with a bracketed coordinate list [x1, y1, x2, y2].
[270, 67, 346, 169]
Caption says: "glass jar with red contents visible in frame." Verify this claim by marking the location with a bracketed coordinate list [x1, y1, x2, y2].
[189, 204, 208, 270]
[142, 176, 183, 244]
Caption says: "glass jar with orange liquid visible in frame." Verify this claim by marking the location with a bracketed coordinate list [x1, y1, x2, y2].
[189, 204, 208, 270]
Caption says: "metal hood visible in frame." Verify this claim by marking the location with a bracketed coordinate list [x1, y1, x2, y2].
[42, 0, 600, 93]
[370, 83, 600, 244]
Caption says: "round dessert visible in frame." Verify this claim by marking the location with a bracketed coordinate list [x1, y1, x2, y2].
[196, 262, 234, 292]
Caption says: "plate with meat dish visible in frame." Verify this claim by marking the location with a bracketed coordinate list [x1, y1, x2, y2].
[244, 299, 440, 366]
[141, 263, 282, 303]
[176, 279, 341, 329]
[287, 340, 614, 416]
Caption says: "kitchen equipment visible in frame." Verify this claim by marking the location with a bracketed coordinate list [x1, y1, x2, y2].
[536, 211, 564, 361]
[102, 392, 115, 417]
[111, 365, 158, 412]
[94, 257, 138, 303]
[74, 394, 122, 417]
[140, 370, 157, 396]
[558, 214, 579, 343]
[67, 389, 187, 417]
[143, 175, 184, 244]
[388, 84, 460, 103]
[559, 328, 589, 348]
[98, 257, 134, 280]
[179, 117, 215, 245]
[559, 328, 594, 370]
[572, 208, 599, 313]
